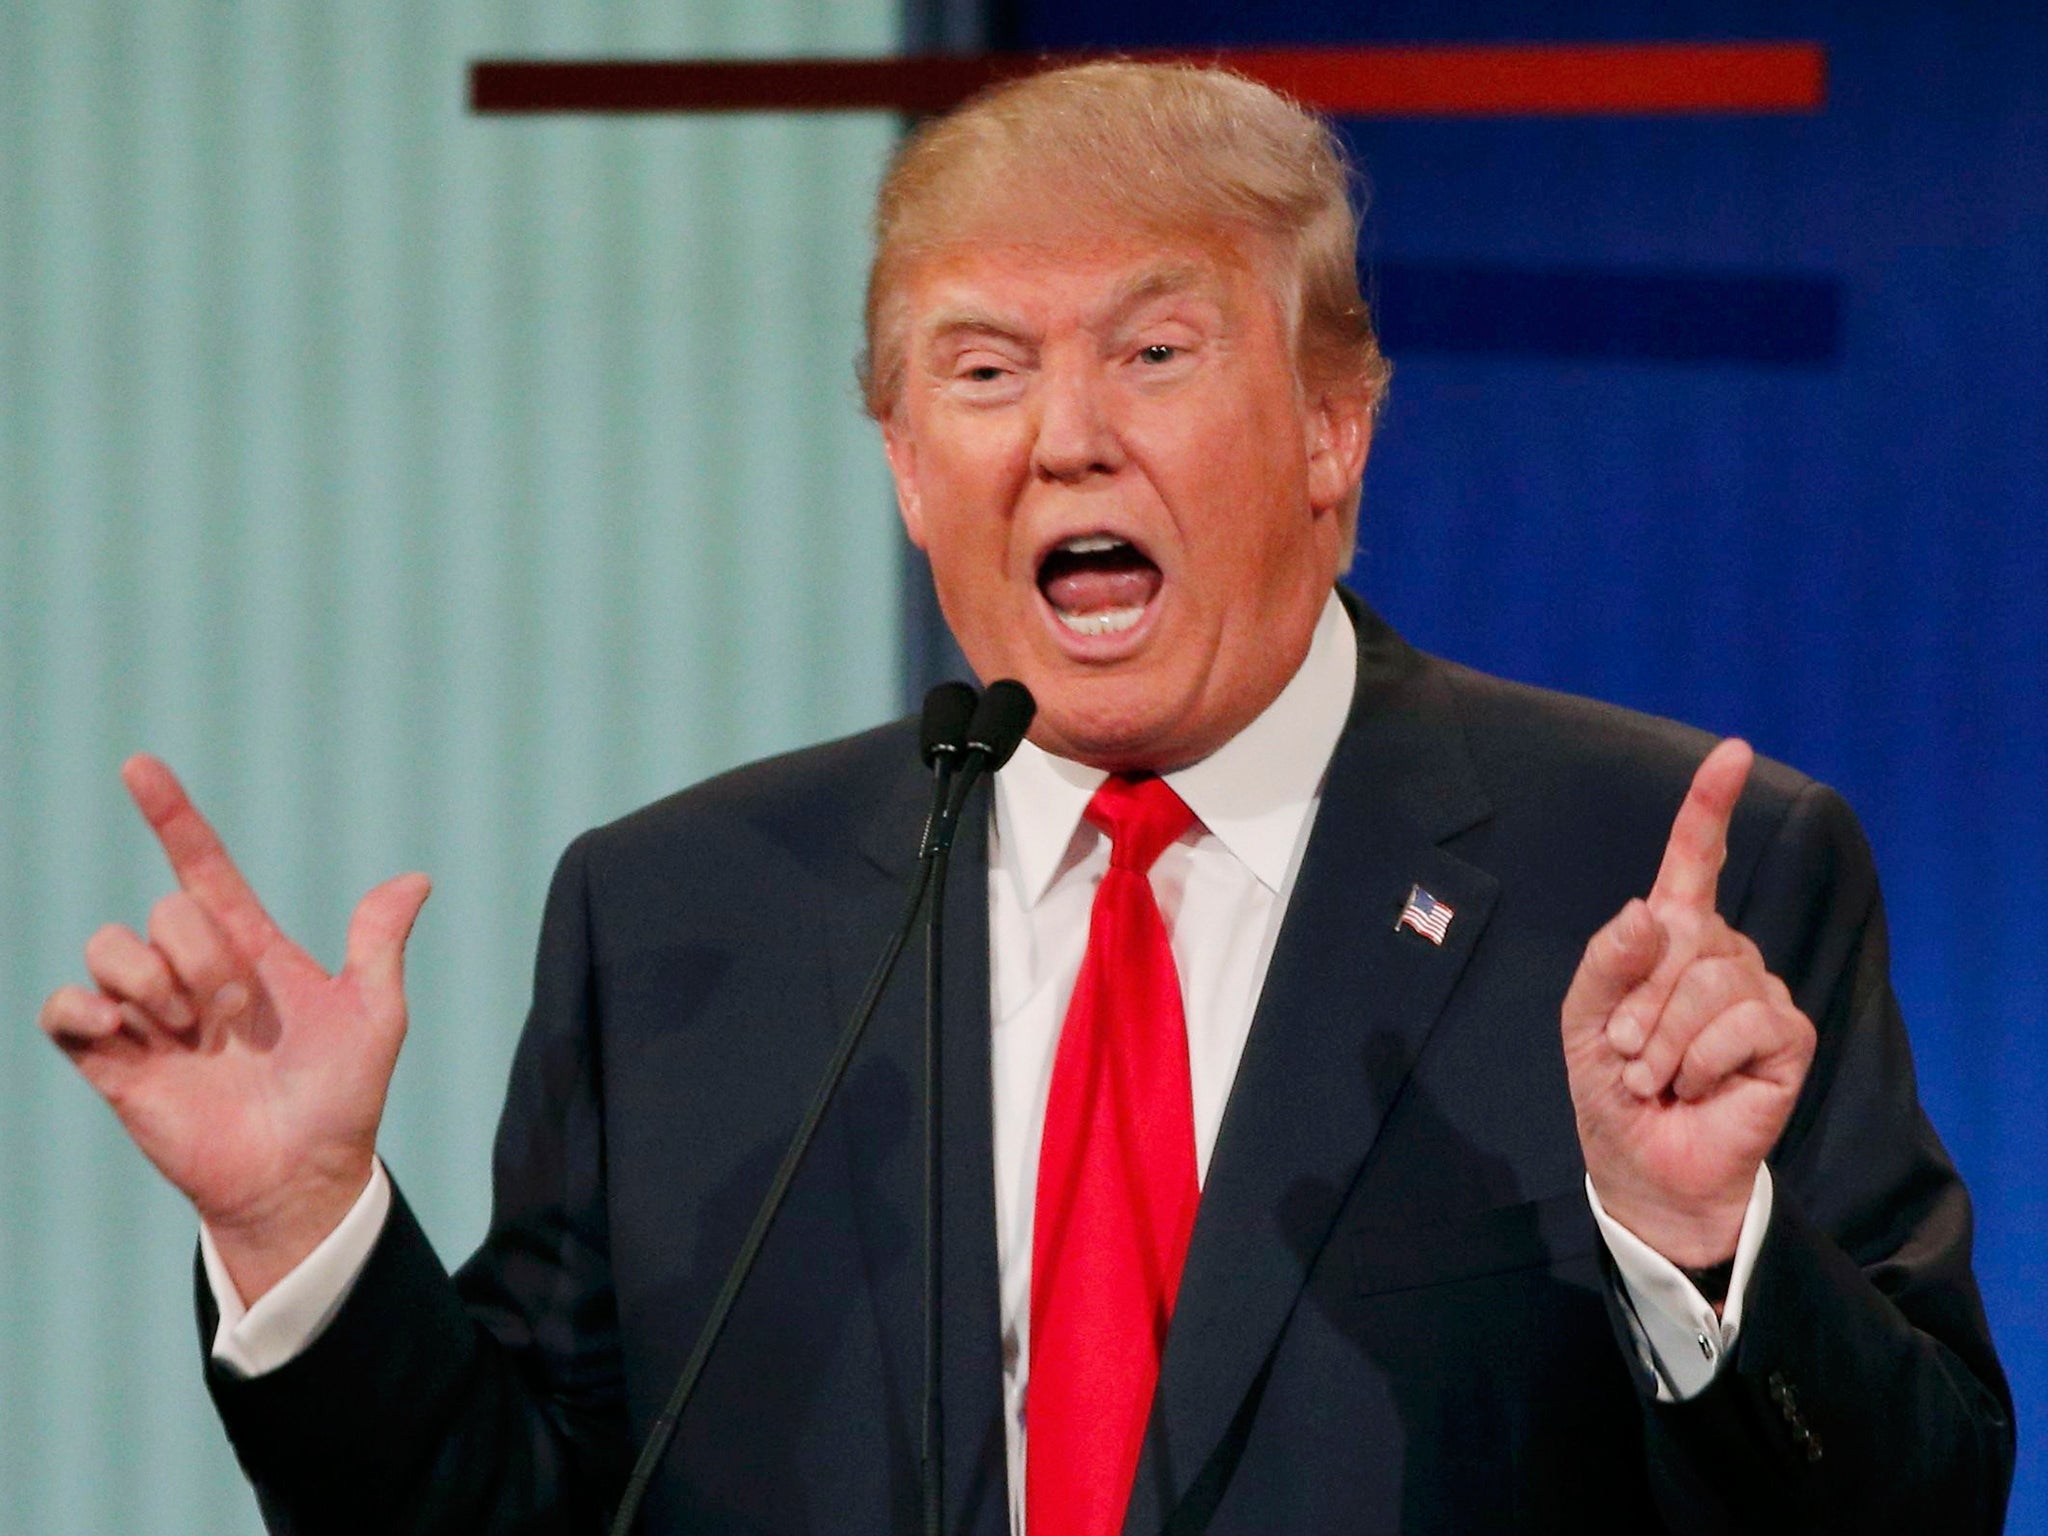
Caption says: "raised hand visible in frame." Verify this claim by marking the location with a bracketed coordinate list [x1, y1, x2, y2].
[37, 756, 431, 1302]
[1561, 739, 1816, 1269]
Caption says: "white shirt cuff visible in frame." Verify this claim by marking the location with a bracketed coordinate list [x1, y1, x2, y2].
[200, 1158, 393, 1379]
[1586, 1163, 1773, 1402]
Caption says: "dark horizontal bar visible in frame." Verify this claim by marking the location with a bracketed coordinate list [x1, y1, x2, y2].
[1373, 263, 1843, 366]
[471, 56, 1011, 116]
[469, 43, 1825, 118]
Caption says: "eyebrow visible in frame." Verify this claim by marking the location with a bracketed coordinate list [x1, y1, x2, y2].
[917, 259, 1228, 356]
[921, 306, 1029, 348]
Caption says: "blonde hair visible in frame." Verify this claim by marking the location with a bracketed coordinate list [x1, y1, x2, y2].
[858, 60, 1391, 427]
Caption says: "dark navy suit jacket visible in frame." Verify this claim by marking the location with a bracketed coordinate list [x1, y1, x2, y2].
[202, 598, 2014, 1533]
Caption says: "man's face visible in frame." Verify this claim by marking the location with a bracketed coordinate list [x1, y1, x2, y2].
[882, 230, 1369, 772]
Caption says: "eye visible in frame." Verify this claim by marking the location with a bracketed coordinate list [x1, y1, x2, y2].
[1137, 343, 1179, 365]
[942, 352, 1026, 405]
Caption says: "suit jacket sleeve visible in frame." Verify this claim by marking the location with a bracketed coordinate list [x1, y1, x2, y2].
[199, 831, 629, 1534]
[1630, 779, 2015, 1532]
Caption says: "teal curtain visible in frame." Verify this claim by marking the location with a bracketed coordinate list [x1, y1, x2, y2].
[0, 3, 901, 1530]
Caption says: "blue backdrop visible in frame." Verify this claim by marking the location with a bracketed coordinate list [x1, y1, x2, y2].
[969, 0, 2047, 1523]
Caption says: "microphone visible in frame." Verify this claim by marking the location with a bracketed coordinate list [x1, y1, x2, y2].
[932, 680, 1035, 850]
[964, 679, 1035, 766]
[605, 682, 988, 1536]
[919, 680, 979, 771]
[917, 678, 1033, 1536]
[918, 681, 979, 858]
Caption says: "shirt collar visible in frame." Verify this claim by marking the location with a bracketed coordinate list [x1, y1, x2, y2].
[993, 591, 1358, 908]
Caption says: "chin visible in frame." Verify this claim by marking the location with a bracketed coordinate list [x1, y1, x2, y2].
[1026, 681, 1201, 773]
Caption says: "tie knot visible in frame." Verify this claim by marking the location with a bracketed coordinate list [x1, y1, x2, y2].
[1084, 774, 1194, 874]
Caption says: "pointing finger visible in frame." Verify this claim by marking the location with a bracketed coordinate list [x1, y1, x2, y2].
[1649, 738, 1754, 917]
[121, 755, 280, 958]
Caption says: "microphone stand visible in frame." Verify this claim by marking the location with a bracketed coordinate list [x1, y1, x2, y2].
[917, 681, 1035, 1536]
[922, 803, 951, 1536]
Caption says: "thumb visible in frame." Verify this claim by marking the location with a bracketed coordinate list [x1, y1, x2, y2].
[344, 873, 433, 1007]
[1562, 898, 1667, 1045]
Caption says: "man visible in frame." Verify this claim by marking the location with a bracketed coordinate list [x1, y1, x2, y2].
[40, 62, 2012, 1533]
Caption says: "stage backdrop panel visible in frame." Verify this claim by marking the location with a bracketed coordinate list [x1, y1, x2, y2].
[0, 1, 899, 1531]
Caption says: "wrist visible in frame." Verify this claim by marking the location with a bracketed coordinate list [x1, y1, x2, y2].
[1589, 1183, 1747, 1270]
[201, 1153, 377, 1305]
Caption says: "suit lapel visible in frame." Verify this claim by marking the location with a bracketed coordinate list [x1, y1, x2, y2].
[840, 767, 1011, 1536]
[1125, 606, 1499, 1533]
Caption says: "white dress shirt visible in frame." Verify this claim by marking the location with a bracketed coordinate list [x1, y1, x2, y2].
[204, 591, 1769, 1527]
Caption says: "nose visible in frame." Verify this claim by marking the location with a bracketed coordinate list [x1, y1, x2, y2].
[1030, 362, 1125, 485]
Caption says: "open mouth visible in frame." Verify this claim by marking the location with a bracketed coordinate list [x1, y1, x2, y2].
[1035, 533, 1163, 638]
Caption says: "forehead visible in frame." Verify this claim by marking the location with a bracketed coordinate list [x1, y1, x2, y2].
[899, 230, 1276, 341]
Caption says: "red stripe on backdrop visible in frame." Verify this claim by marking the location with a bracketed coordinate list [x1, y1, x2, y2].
[468, 43, 1825, 119]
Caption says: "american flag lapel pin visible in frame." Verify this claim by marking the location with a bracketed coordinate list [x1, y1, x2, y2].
[1396, 884, 1454, 945]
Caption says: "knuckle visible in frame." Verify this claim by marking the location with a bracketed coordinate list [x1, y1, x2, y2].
[148, 892, 176, 926]
[1654, 896, 1696, 931]
[1588, 910, 1652, 982]
[1737, 992, 1787, 1036]
[83, 924, 127, 965]
[1708, 952, 1754, 995]
[1727, 996, 1774, 1037]
[1694, 954, 1756, 1011]
[40, 987, 109, 1042]
[1637, 1018, 1680, 1072]
[147, 891, 193, 940]
[1688, 1016, 1734, 1063]
[131, 943, 172, 994]
[85, 927, 168, 998]
[1686, 1014, 1747, 1077]
[1705, 927, 1758, 971]
[36, 991, 72, 1036]
[1672, 1041, 1713, 1090]
[1662, 967, 1712, 1022]
[1697, 916, 1746, 959]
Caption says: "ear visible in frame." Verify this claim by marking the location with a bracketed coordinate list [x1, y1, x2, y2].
[882, 415, 929, 549]
[1304, 383, 1373, 520]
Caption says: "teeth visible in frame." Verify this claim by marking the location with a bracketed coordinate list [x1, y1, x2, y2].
[1059, 534, 1129, 554]
[1056, 605, 1145, 637]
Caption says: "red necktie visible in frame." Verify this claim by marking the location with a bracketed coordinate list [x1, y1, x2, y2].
[1028, 774, 1200, 1536]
